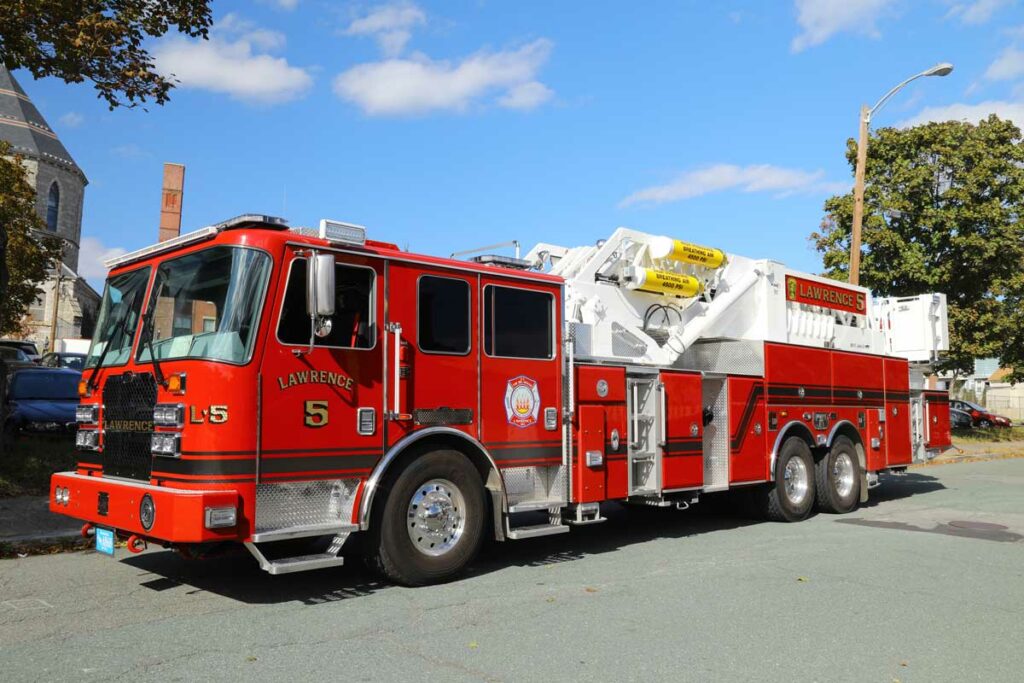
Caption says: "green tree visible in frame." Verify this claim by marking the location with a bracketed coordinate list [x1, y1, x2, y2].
[0, 0, 212, 109]
[812, 115, 1024, 379]
[0, 142, 63, 336]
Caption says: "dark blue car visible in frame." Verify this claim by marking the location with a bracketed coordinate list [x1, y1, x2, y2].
[3, 368, 81, 436]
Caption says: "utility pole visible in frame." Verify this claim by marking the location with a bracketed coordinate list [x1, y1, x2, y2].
[849, 105, 870, 287]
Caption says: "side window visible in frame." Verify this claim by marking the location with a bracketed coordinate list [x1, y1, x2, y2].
[278, 258, 375, 349]
[418, 275, 470, 354]
[484, 285, 554, 359]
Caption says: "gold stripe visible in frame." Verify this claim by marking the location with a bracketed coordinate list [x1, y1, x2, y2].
[0, 117, 58, 139]
[0, 87, 31, 102]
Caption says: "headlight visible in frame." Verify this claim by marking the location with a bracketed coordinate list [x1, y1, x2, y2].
[75, 429, 100, 451]
[150, 432, 181, 457]
[153, 403, 185, 427]
[76, 404, 99, 424]
[139, 494, 155, 530]
[54, 486, 70, 506]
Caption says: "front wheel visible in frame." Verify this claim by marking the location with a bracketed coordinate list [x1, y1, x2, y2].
[814, 436, 861, 514]
[370, 449, 485, 586]
[755, 436, 816, 522]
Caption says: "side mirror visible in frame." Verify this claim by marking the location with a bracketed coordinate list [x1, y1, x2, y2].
[306, 253, 336, 317]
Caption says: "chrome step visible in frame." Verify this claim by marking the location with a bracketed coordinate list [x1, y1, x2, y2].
[251, 523, 358, 543]
[263, 553, 346, 575]
[506, 523, 570, 540]
[508, 499, 566, 513]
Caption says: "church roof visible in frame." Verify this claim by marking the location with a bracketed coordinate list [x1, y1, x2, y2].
[0, 67, 86, 181]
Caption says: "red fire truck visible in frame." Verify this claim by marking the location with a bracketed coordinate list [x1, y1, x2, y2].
[51, 215, 952, 585]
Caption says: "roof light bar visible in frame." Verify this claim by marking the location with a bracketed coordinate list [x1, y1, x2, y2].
[103, 226, 220, 269]
[218, 214, 289, 230]
[319, 219, 366, 246]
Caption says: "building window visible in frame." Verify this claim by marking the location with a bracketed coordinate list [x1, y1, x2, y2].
[483, 285, 554, 359]
[46, 181, 60, 232]
[418, 275, 470, 354]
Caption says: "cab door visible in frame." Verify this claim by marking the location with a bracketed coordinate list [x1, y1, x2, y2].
[478, 277, 563, 471]
[384, 262, 479, 447]
[259, 248, 384, 485]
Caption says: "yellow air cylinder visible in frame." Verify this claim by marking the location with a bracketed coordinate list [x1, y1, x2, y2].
[624, 267, 704, 298]
[649, 236, 726, 269]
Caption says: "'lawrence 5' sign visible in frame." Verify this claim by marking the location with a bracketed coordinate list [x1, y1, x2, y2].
[785, 275, 866, 315]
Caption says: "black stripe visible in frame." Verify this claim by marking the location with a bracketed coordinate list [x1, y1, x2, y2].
[493, 445, 562, 462]
[885, 392, 910, 402]
[663, 441, 702, 455]
[259, 454, 380, 474]
[731, 384, 765, 452]
[151, 475, 256, 484]
[767, 386, 831, 399]
[152, 458, 256, 476]
[485, 440, 561, 448]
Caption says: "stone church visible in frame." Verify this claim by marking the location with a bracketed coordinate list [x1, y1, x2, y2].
[0, 66, 100, 351]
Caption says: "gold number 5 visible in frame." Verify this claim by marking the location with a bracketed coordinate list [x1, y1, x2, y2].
[304, 400, 329, 428]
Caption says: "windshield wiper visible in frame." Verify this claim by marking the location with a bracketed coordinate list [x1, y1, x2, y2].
[139, 296, 166, 388]
[86, 289, 139, 392]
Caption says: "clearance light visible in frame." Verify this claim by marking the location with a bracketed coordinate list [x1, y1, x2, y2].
[76, 429, 100, 451]
[76, 404, 99, 424]
[166, 373, 187, 395]
[151, 432, 181, 457]
[204, 506, 238, 529]
[78, 380, 91, 398]
[319, 218, 366, 246]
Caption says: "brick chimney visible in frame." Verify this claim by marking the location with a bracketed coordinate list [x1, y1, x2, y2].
[159, 163, 185, 242]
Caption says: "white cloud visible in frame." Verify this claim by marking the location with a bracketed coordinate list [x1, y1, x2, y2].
[110, 144, 147, 159]
[334, 39, 554, 115]
[620, 164, 846, 207]
[344, 2, 426, 57]
[497, 81, 553, 110]
[791, 0, 895, 52]
[153, 15, 312, 104]
[899, 100, 1024, 126]
[946, 0, 1013, 25]
[78, 237, 127, 287]
[985, 46, 1024, 81]
[58, 112, 83, 128]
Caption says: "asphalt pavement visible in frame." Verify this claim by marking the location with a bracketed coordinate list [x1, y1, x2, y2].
[2, 457, 1023, 682]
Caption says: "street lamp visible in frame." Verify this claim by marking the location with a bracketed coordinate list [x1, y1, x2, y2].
[848, 62, 954, 286]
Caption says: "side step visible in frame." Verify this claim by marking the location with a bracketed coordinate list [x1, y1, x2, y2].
[506, 523, 570, 540]
[245, 532, 350, 575]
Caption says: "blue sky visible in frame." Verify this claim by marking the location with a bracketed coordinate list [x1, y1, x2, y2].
[18, 0, 1024, 288]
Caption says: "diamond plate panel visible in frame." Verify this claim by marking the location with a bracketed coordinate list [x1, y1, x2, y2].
[679, 339, 764, 376]
[255, 479, 359, 532]
[702, 379, 730, 491]
[503, 465, 567, 506]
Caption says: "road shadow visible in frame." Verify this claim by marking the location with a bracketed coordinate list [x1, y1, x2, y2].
[121, 470, 946, 605]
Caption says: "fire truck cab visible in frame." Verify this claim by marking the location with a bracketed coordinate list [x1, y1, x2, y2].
[51, 215, 952, 585]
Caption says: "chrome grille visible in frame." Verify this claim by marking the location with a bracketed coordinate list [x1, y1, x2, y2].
[101, 372, 157, 480]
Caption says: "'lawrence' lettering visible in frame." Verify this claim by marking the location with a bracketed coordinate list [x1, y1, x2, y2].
[277, 370, 355, 391]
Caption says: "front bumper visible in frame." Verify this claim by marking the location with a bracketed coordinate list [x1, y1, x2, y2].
[49, 472, 242, 543]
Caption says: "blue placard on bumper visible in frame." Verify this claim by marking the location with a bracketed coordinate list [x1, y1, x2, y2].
[95, 527, 115, 555]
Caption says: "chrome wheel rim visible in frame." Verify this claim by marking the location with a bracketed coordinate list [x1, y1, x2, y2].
[783, 457, 809, 506]
[833, 452, 855, 498]
[407, 478, 465, 557]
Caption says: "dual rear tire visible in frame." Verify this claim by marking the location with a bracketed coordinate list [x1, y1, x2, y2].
[756, 435, 862, 522]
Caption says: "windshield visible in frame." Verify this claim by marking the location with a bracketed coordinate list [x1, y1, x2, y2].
[85, 267, 151, 368]
[9, 371, 80, 400]
[138, 246, 271, 364]
[61, 355, 85, 370]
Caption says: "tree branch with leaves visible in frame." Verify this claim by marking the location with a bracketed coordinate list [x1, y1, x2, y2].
[812, 115, 1024, 381]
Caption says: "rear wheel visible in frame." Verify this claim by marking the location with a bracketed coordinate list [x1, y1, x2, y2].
[370, 449, 485, 586]
[755, 436, 815, 522]
[814, 436, 861, 514]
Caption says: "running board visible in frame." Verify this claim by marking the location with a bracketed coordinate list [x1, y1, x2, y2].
[505, 523, 570, 540]
[251, 523, 358, 544]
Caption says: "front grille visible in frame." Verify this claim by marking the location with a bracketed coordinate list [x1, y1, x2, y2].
[101, 372, 157, 480]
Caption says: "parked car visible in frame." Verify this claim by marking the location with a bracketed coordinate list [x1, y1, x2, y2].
[949, 399, 1012, 428]
[0, 346, 37, 370]
[40, 352, 86, 371]
[950, 408, 974, 430]
[2, 367, 81, 437]
[0, 340, 41, 364]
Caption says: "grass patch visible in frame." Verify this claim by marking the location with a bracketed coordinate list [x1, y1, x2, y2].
[0, 434, 77, 497]
[952, 426, 1024, 443]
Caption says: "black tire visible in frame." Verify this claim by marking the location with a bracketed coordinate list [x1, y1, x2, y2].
[979, 419, 992, 428]
[814, 436, 861, 514]
[754, 436, 815, 522]
[368, 449, 485, 586]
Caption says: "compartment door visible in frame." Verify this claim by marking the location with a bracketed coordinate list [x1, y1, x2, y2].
[884, 358, 912, 467]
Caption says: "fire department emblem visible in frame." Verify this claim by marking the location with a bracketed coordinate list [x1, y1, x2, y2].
[504, 375, 540, 428]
